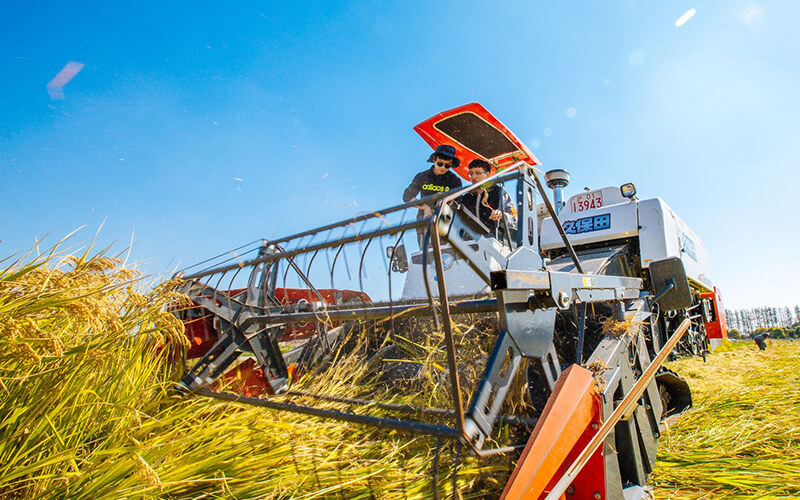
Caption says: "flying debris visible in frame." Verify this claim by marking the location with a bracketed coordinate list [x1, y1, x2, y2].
[675, 8, 696, 27]
[741, 4, 766, 25]
[628, 49, 646, 66]
[46, 61, 85, 100]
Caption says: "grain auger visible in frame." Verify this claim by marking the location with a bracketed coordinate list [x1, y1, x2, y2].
[174, 103, 726, 499]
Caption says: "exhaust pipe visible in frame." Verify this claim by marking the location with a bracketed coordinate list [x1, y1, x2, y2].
[545, 169, 570, 215]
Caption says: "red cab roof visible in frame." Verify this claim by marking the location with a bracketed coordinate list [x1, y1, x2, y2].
[414, 102, 541, 180]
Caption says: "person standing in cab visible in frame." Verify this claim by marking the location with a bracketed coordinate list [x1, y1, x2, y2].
[403, 144, 463, 243]
[460, 159, 517, 237]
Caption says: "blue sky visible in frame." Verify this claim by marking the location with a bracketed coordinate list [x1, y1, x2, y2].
[1, 1, 798, 309]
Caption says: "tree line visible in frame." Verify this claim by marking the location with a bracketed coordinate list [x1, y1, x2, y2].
[725, 305, 800, 338]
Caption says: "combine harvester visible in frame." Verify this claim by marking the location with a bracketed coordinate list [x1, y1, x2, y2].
[174, 103, 727, 499]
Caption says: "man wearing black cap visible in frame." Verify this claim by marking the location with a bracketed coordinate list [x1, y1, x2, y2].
[460, 159, 517, 238]
[403, 144, 463, 243]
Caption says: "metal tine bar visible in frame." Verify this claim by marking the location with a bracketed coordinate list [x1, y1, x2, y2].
[259, 260, 269, 309]
[378, 233, 390, 275]
[273, 240, 318, 298]
[201, 273, 214, 292]
[386, 230, 405, 341]
[398, 205, 409, 225]
[283, 390, 539, 427]
[300, 231, 318, 251]
[354, 222, 369, 286]
[420, 223, 440, 329]
[285, 251, 332, 327]
[324, 247, 333, 289]
[180, 239, 261, 275]
[277, 253, 331, 326]
[227, 267, 245, 319]
[330, 222, 355, 288]
[195, 244, 259, 277]
[357, 236, 375, 293]
[355, 209, 395, 294]
[183, 219, 428, 280]
[196, 388, 461, 438]
[192, 274, 217, 317]
[387, 230, 405, 286]
[178, 172, 520, 279]
[341, 242, 353, 282]
[280, 260, 297, 332]
[242, 297, 499, 326]
[430, 210, 465, 439]
[305, 248, 320, 279]
[355, 217, 371, 265]
[263, 187, 478, 247]
[212, 270, 229, 318]
[298, 250, 310, 285]
[330, 244, 344, 291]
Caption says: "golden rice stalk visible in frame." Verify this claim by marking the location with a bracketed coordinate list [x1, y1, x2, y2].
[0, 237, 517, 499]
[600, 316, 642, 338]
[651, 340, 800, 498]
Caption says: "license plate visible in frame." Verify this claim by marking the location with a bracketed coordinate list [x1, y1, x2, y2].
[570, 191, 604, 212]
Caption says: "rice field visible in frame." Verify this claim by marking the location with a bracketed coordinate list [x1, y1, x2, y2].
[652, 340, 800, 499]
[0, 243, 509, 499]
[2, 242, 798, 499]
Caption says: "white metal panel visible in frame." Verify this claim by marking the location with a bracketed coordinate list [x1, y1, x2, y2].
[636, 198, 713, 290]
[541, 195, 714, 291]
[540, 199, 639, 250]
[400, 238, 507, 299]
[563, 186, 626, 215]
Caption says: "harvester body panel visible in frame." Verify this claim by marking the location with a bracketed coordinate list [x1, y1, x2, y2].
[702, 286, 728, 349]
[400, 237, 510, 299]
[540, 194, 713, 292]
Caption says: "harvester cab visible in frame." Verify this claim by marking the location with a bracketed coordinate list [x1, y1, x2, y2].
[173, 103, 724, 499]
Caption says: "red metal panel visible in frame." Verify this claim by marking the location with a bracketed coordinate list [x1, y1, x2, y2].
[181, 287, 372, 356]
[701, 286, 728, 340]
[413, 102, 541, 181]
[501, 365, 604, 500]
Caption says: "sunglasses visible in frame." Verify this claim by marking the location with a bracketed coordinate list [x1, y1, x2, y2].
[436, 160, 452, 168]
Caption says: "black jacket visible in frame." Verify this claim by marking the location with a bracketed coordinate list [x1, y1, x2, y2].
[460, 184, 516, 231]
[402, 167, 463, 209]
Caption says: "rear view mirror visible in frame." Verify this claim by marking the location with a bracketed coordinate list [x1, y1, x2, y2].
[387, 244, 408, 273]
[649, 257, 692, 311]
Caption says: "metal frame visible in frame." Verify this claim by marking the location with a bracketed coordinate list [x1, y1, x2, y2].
[174, 166, 675, 461]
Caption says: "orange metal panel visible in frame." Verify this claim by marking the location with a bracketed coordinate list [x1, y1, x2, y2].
[413, 102, 541, 181]
[501, 365, 603, 500]
[701, 286, 728, 340]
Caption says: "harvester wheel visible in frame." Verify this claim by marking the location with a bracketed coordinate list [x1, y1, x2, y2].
[655, 368, 692, 418]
